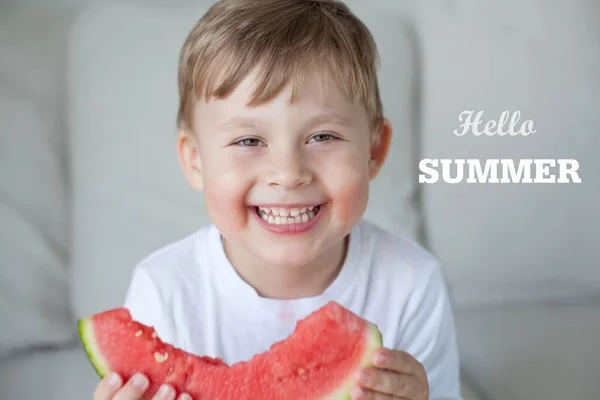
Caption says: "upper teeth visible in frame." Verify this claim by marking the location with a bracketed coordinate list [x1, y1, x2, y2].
[257, 206, 319, 225]
[258, 206, 314, 216]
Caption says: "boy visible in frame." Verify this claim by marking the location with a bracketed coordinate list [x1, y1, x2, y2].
[94, 0, 461, 399]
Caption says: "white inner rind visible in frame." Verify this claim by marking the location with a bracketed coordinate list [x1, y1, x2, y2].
[323, 323, 384, 400]
[78, 318, 110, 378]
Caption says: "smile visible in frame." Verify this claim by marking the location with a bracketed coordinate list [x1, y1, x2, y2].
[255, 206, 321, 225]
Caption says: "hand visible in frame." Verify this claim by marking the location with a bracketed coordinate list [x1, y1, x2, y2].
[350, 348, 429, 400]
[94, 372, 192, 400]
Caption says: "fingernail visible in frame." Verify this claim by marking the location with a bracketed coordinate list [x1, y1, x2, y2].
[132, 373, 149, 390]
[375, 351, 387, 365]
[179, 394, 192, 400]
[107, 373, 121, 388]
[354, 370, 368, 384]
[157, 384, 173, 399]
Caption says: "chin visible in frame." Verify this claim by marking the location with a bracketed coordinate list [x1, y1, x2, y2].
[254, 248, 320, 269]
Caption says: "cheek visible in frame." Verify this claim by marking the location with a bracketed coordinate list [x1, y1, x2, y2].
[201, 156, 253, 232]
[332, 172, 370, 222]
[321, 153, 370, 222]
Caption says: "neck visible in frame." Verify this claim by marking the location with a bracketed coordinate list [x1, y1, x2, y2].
[222, 236, 348, 299]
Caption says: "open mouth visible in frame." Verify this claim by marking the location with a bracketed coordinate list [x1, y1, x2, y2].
[254, 205, 322, 225]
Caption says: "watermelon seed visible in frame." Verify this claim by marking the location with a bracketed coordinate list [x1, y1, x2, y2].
[297, 368, 307, 380]
[154, 352, 169, 363]
[152, 332, 157, 338]
[135, 330, 142, 337]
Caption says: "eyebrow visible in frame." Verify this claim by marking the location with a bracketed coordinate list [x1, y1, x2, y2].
[217, 112, 354, 132]
[305, 112, 354, 129]
[217, 117, 260, 132]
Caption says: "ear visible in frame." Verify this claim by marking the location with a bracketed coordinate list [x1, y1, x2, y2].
[368, 119, 392, 180]
[177, 129, 204, 191]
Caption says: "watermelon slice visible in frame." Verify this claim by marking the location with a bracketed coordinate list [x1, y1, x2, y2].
[78, 301, 382, 400]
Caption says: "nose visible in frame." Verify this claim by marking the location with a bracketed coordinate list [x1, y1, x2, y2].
[265, 151, 312, 189]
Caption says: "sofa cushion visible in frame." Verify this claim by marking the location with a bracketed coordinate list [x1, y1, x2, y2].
[455, 300, 600, 399]
[0, 7, 73, 130]
[0, 7, 75, 357]
[0, 343, 98, 399]
[417, 0, 600, 305]
[0, 88, 74, 357]
[67, 1, 421, 318]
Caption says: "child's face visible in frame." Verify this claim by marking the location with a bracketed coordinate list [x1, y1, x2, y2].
[178, 69, 391, 269]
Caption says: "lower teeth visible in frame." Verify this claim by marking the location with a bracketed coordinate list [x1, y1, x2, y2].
[257, 207, 320, 225]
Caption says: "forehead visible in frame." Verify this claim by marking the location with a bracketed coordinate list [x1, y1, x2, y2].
[194, 67, 366, 125]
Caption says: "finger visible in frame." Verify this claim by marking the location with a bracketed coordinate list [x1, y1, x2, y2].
[150, 384, 176, 400]
[358, 367, 419, 397]
[349, 385, 399, 400]
[113, 373, 150, 400]
[373, 349, 424, 377]
[94, 372, 124, 400]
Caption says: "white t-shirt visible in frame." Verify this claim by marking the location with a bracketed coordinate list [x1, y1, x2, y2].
[124, 219, 461, 399]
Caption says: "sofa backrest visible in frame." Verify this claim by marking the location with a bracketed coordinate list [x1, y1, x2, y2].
[417, 0, 600, 305]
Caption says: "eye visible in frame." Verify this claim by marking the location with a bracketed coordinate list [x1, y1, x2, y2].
[308, 133, 337, 143]
[233, 137, 264, 147]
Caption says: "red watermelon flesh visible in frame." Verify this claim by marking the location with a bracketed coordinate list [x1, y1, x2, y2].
[78, 301, 383, 400]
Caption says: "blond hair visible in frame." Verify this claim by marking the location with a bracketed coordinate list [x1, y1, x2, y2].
[177, 0, 383, 131]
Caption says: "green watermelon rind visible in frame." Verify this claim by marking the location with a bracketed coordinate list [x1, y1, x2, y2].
[78, 317, 110, 379]
[324, 323, 384, 400]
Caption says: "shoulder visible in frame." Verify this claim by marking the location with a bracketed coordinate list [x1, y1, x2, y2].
[358, 219, 442, 288]
[123, 224, 216, 339]
[357, 221, 460, 397]
[124, 224, 215, 308]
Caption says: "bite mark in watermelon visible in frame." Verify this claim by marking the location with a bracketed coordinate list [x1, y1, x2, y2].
[78, 301, 383, 400]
